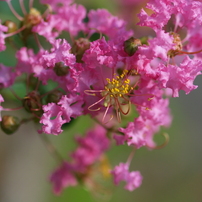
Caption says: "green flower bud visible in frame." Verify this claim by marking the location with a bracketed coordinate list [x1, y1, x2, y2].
[22, 91, 42, 113]
[3, 20, 17, 34]
[53, 62, 69, 76]
[1, 115, 20, 135]
[124, 37, 142, 56]
[46, 89, 63, 104]
[71, 38, 90, 63]
[23, 8, 42, 28]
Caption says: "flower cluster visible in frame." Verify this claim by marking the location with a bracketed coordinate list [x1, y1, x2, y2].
[0, 0, 202, 195]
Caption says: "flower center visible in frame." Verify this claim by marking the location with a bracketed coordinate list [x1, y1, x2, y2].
[101, 70, 133, 108]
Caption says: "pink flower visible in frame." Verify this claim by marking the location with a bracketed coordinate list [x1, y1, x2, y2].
[0, 94, 4, 121]
[159, 56, 202, 97]
[42, 39, 76, 68]
[50, 125, 109, 194]
[125, 171, 143, 191]
[0, 20, 8, 52]
[87, 9, 133, 38]
[39, 103, 66, 135]
[32, 15, 61, 41]
[147, 30, 174, 61]
[0, 64, 16, 87]
[138, 0, 202, 31]
[58, 94, 84, 122]
[82, 37, 118, 69]
[119, 118, 147, 148]
[39, 94, 83, 135]
[50, 161, 77, 195]
[71, 125, 110, 171]
[57, 4, 87, 36]
[111, 163, 143, 191]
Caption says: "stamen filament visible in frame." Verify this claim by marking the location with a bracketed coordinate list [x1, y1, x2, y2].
[19, 0, 27, 15]
[7, 1, 24, 21]
[88, 96, 106, 111]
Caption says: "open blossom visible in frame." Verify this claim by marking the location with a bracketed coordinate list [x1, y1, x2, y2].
[111, 163, 143, 191]
[39, 94, 83, 135]
[39, 1, 86, 36]
[158, 56, 202, 97]
[0, 64, 16, 87]
[42, 39, 76, 68]
[32, 15, 61, 41]
[50, 125, 110, 194]
[0, 20, 8, 51]
[137, 0, 202, 31]
[50, 162, 77, 195]
[87, 9, 133, 38]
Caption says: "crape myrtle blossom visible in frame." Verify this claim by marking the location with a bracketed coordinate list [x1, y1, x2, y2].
[39, 94, 83, 135]
[50, 125, 110, 194]
[158, 56, 202, 97]
[138, 0, 202, 31]
[87, 9, 134, 39]
[0, 64, 16, 88]
[35, 2, 87, 38]
[0, 20, 8, 51]
[111, 162, 143, 191]
[1, 0, 202, 196]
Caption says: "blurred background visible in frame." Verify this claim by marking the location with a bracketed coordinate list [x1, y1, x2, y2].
[0, 0, 202, 202]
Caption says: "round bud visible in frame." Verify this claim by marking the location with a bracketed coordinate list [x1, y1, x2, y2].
[46, 89, 63, 104]
[3, 20, 17, 33]
[22, 91, 42, 113]
[1, 115, 20, 135]
[124, 37, 142, 56]
[23, 8, 42, 28]
[53, 62, 69, 76]
[71, 38, 90, 63]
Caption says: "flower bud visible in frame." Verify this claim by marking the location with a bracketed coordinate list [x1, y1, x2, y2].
[53, 62, 69, 76]
[124, 37, 142, 56]
[3, 20, 17, 34]
[1, 115, 20, 135]
[22, 91, 42, 114]
[71, 38, 90, 63]
[23, 8, 42, 28]
[46, 89, 63, 104]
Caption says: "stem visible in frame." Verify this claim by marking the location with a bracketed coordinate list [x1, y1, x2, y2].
[7, 1, 24, 21]
[5, 25, 26, 38]
[33, 33, 43, 50]
[3, 106, 24, 111]
[126, 147, 136, 165]
[42, 4, 52, 18]
[9, 87, 22, 101]
[20, 117, 34, 124]
[178, 49, 202, 55]
[147, 133, 169, 150]
[38, 133, 64, 163]
[34, 77, 40, 91]
[19, 0, 27, 15]
[29, 0, 34, 9]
